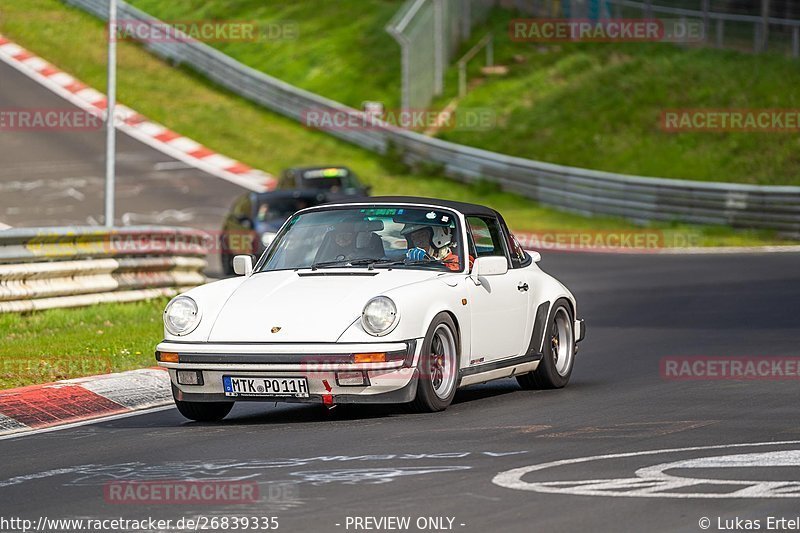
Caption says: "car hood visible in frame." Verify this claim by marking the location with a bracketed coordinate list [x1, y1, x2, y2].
[206, 269, 442, 342]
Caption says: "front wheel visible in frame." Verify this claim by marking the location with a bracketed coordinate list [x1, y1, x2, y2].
[174, 399, 234, 422]
[517, 298, 575, 390]
[410, 312, 460, 413]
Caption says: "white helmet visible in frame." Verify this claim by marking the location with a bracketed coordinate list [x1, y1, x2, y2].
[431, 226, 452, 250]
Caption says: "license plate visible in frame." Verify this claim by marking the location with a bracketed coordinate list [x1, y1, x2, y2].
[223, 376, 309, 398]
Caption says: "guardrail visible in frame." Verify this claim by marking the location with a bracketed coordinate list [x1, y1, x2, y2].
[64, 0, 800, 236]
[0, 226, 208, 312]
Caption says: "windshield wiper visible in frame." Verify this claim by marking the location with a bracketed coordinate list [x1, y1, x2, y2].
[310, 257, 457, 271]
[310, 258, 385, 270]
[369, 258, 449, 269]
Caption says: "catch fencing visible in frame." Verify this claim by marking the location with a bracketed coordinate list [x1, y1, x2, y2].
[609, 0, 800, 56]
[386, 0, 497, 110]
[504, 0, 800, 57]
[63, 0, 800, 236]
[0, 226, 208, 312]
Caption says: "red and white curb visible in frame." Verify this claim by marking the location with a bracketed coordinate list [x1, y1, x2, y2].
[0, 33, 274, 193]
[0, 367, 172, 437]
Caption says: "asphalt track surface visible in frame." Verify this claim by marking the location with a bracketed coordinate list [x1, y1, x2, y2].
[0, 60, 244, 234]
[1, 251, 799, 532]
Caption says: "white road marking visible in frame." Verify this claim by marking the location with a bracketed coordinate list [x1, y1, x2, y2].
[493, 440, 800, 499]
[0, 451, 519, 489]
[0, 405, 174, 442]
[289, 466, 472, 485]
[0, 222, 10, 230]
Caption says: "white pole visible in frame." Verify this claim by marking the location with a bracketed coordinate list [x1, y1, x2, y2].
[104, 0, 118, 228]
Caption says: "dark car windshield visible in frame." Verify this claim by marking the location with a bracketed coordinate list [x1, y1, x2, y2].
[300, 168, 358, 191]
[257, 206, 463, 272]
[256, 197, 321, 223]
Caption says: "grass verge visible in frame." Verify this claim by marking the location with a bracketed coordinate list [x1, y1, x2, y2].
[0, 299, 167, 389]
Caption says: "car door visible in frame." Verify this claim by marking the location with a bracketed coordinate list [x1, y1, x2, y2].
[465, 216, 530, 363]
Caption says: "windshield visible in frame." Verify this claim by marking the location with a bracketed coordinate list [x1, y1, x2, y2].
[257, 206, 463, 272]
[300, 168, 357, 191]
[256, 197, 320, 223]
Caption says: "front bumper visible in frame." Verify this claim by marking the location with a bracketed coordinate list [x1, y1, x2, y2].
[157, 340, 420, 404]
[171, 370, 418, 404]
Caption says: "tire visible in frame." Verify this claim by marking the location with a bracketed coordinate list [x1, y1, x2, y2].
[410, 312, 460, 413]
[517, 298, 575, 390]
[174, 399, 234, 422]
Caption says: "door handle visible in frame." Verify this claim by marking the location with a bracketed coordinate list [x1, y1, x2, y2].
[517, 282, 529, 292]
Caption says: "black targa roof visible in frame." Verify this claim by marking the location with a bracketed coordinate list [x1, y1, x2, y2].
[326, 196, 500, 218]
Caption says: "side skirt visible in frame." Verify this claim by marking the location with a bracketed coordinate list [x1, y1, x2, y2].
[457, 300, 550, 386]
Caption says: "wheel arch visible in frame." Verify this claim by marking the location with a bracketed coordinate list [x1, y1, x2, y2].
[531, 295, 575, 356]
[440, 309, 462, 357]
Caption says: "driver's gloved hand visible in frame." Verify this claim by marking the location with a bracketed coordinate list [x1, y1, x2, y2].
[406, 247, 429, 261]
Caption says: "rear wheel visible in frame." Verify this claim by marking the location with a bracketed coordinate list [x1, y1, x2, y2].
[517, 298, 575, 390]
[410, 313, 460, 412]
[174, 399, 234, 422]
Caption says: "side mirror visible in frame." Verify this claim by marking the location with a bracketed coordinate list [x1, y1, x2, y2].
[472, 256, 508, 278]
[529, 251, 542, 263]
[233, 255, 254, 276]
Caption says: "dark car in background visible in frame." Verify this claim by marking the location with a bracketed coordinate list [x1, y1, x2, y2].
[278, 166, 371, 197]
[220, 190, 327, 275]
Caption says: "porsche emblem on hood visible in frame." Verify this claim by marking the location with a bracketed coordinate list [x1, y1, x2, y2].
[271, 327, 282, 334]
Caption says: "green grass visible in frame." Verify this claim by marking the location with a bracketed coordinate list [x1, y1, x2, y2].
[437, 11, 800, 186]
[0, 299, 167, 388]
[0, 0, 794, 248]
[127, 0, 404, 109]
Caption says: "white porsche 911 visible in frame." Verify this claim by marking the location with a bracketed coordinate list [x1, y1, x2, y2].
[156, 197, 585, 421]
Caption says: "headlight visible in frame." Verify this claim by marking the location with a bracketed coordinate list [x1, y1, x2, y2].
[361, 296, 399, 336]
[261, 232, 277, 248]
[164, 296, 201, 336]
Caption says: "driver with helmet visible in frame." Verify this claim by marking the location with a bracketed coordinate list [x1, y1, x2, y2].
[402, 223, 466, 272]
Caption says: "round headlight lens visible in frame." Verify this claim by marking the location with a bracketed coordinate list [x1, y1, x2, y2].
[164, 296, 200, 336]
[361, 296, 399, 336]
